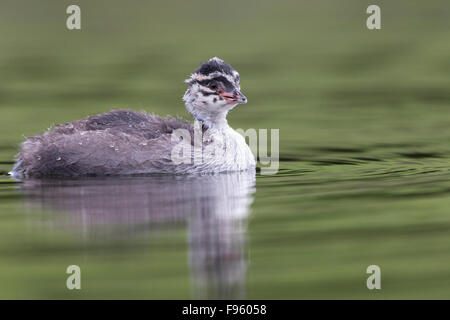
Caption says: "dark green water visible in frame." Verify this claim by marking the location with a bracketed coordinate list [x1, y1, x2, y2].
[0, 0, 450, 299]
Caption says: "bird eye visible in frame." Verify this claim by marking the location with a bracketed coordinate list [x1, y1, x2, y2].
[209, 82, 217, 90]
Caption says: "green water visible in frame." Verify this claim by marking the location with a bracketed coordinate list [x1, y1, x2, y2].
[1, 0, 450, 299]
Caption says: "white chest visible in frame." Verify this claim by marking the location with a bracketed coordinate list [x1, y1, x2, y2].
[199, 127, 255, 172]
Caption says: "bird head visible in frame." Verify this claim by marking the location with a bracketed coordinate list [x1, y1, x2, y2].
[183, 57, 246, 128]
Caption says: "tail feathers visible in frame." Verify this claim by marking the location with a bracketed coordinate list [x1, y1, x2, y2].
[9, 159, 24, 179]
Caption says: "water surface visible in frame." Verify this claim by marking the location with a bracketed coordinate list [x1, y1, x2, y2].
[0, 0, 450, 299]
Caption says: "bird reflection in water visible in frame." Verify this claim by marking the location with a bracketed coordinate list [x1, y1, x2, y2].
[19, 172, 256, 299]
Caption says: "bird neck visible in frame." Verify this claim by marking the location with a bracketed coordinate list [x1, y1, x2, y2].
[195, 111, 229, 131]
[186, 102, 230, 131]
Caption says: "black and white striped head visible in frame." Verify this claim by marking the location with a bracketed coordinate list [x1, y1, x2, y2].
[183, 57, 246, 123]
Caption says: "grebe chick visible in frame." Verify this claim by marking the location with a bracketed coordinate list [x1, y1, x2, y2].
[11, 57, 255, 178]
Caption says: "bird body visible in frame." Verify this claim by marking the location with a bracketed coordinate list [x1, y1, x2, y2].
[11, 58, 256, 178]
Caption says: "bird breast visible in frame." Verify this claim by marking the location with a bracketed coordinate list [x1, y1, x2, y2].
[199, 127, 255, 172]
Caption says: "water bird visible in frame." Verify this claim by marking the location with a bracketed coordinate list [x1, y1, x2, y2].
[10, 57, 255, 178]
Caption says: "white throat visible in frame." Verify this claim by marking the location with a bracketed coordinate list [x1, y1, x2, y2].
[185, 100, 235, 130]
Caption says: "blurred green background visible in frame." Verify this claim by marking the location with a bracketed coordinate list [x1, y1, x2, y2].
[1, 0, 450, 299]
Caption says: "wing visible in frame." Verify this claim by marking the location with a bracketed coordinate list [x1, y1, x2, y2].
[12, 109, 197, 177]
[83, 109, 193, 140]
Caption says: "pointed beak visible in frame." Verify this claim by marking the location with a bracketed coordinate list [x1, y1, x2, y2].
[235, 90, 247, 104]
[219, 89, 247, 105]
